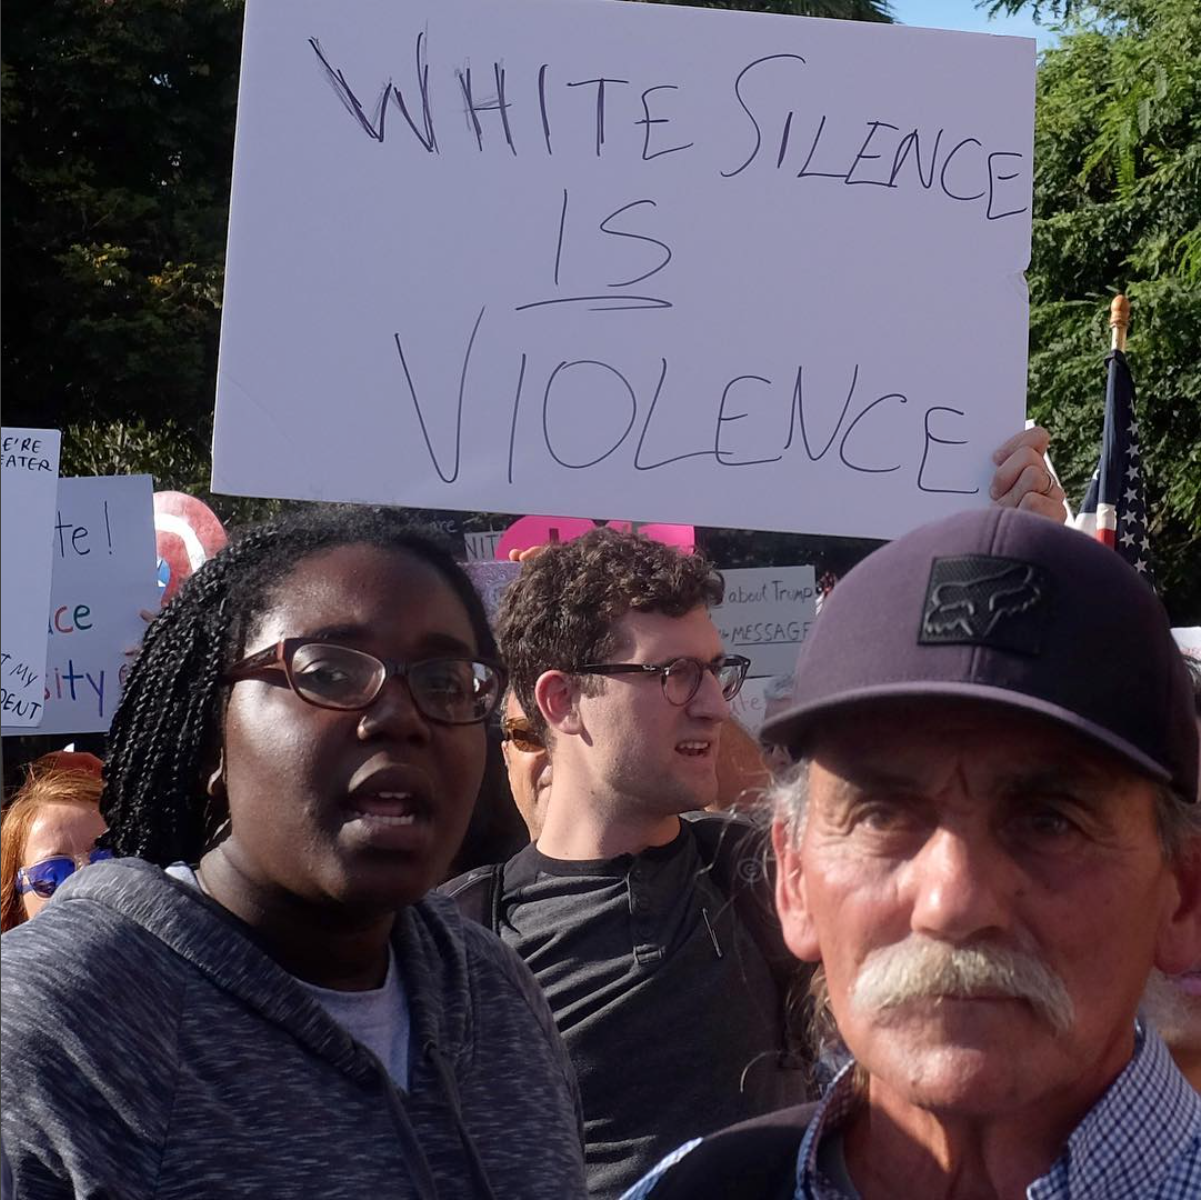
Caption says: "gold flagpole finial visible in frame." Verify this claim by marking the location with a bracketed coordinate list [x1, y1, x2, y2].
[1110, 294, 1130, 353]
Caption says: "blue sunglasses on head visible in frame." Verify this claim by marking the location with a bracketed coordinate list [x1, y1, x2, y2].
[16, 849, 114, 899]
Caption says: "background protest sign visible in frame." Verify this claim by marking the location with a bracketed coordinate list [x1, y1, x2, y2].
[727, 676, 776, 736]
[1, 427, 62, 727]
[2, 475, 158, 737]
[212, 0, 1034, 540]
[712, 566, 817, 677]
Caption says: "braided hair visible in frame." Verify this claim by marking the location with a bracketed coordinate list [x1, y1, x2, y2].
[102, 505, 495, 866]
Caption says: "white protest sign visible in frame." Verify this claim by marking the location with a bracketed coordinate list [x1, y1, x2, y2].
[3, 475, 159, 737]
[712, 566, 817, 677]
[463, 527, 511, 563]
[1, 428, 62, 727]
[212, 0, 1034, 540]
[727, 676, 775, 736]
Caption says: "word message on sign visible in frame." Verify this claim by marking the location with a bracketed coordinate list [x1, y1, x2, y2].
[2, 476, 159, 738]
[1, 428, 62, 727]
[212, 0, 1034, 540]
[712, 566, 817, 677]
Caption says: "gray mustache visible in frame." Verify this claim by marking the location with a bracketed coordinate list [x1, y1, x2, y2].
[850, 938, 1075, 1035]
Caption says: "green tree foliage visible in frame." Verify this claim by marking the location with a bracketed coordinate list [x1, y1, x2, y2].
[1018, 0, 1200, 619]
[1, 0, 241, 476]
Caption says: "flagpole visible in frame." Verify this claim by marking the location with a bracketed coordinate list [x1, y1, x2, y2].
[1110, 294, 1130, 353]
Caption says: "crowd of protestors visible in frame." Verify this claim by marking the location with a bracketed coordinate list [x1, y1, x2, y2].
[0, 427, 1198, 1199]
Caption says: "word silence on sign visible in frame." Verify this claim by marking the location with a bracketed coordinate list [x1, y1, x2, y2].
[712, 565, 817, 677]
[1, 428, 62, 727]
[1, 475, 159, 738]
[213, 0, 1033, 540]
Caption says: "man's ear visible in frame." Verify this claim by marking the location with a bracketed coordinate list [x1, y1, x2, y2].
[1154, 839, 1201, 975]
[773, 818, 822, 962]
[535, 670, 583, 738]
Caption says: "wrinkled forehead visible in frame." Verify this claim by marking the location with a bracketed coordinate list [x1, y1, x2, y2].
[804, 697, 1155, 803]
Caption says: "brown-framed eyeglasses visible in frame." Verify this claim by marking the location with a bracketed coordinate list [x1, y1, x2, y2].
[226, 638, 506, 725]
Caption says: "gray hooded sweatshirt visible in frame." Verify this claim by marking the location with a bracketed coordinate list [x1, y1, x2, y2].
[1, 859, 586, 1200]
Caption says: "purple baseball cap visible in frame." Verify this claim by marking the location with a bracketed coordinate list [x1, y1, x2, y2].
[761, 507, 1199, 802]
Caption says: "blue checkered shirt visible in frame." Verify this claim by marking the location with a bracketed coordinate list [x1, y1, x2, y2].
[621, 1024, 1200, 1199]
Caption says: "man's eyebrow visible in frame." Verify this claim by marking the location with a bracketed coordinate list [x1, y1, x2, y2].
[994, 768, 1113, 807]
[821, 767, 922, 808]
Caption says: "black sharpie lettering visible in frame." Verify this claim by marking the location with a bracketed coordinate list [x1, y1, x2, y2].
[845, 121, 900, 187]
[393, 32, 437, 152]
[393, 306, 486, 483]
[456, 64, 517, 155]
[309, 35, 437, 152]
[542, 360, 639, 468]
[309, 39, 391, 141]
[784, 364, 859, 460]
[599, 200, 672, 288]
[515, 295, 672, 312]
[939, 137, 986, 202]
[839, 392, 907, 473]
[918, 406, 980, 494]
[565, 77, 629, 157]
[508, 353, 528, 485]
[637, 85, 694, 162]
[634, 359, 716, 471]
[538, 64, 553, 155]
[721, 54, 807, 179]
[986, 151, 1028, 221]
[715, 376, 783, 466]
[889, 128, 943, 188]
[796, 115, 847, 181]
[554, 189, 568, 286]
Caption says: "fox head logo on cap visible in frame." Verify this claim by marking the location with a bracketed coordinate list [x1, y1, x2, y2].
[920, 556, 1050, 655]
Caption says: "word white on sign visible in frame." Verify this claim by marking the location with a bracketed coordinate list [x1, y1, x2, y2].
[2, 476, 159, 738]
[212, 0, 1033, 540]
[463, 527, 510, 563]
[713, 566, 817, 677]
[1, 428, 62, 727]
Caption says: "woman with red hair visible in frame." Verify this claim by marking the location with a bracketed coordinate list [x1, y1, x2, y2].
[1, 753, 107, 933]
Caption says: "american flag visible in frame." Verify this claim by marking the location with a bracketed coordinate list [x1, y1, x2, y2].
[1074, 349, 1156, 587]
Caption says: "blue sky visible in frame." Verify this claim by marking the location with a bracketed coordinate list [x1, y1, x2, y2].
[887, 0, 1061, 50]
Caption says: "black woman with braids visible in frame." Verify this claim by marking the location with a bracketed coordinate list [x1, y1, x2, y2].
[1, 505, 586, 1200]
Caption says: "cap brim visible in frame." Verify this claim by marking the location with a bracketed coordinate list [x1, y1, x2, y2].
[761, 681, 1174, 786]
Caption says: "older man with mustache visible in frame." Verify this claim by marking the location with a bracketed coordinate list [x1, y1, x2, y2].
[624, 507, 1200, 1200]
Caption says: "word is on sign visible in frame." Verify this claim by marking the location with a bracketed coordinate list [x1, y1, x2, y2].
[212, 0, 1033, 541]
[1, 427, 62, 727]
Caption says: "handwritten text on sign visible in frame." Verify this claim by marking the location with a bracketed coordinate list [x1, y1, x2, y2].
[213, 0, 1034, 539]
[2, 476, 159, 738]
[713, 566, 817, 677]
[1, 428, 62, 727]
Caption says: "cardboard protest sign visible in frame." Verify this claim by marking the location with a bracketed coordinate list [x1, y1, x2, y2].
[712, 566, 817, 677]
[212, 0, 1034, 540]
[1, 428, 62, 727]
[2, 475, 159, 737]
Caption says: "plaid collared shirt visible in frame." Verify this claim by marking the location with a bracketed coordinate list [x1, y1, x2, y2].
[621, 1025, 1200, 1200]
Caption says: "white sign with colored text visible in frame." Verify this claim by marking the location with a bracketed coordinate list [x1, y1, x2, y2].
[2, 475, 159, 737]
[1, 427, 62, 728]
[212, 0, 1034, 539]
